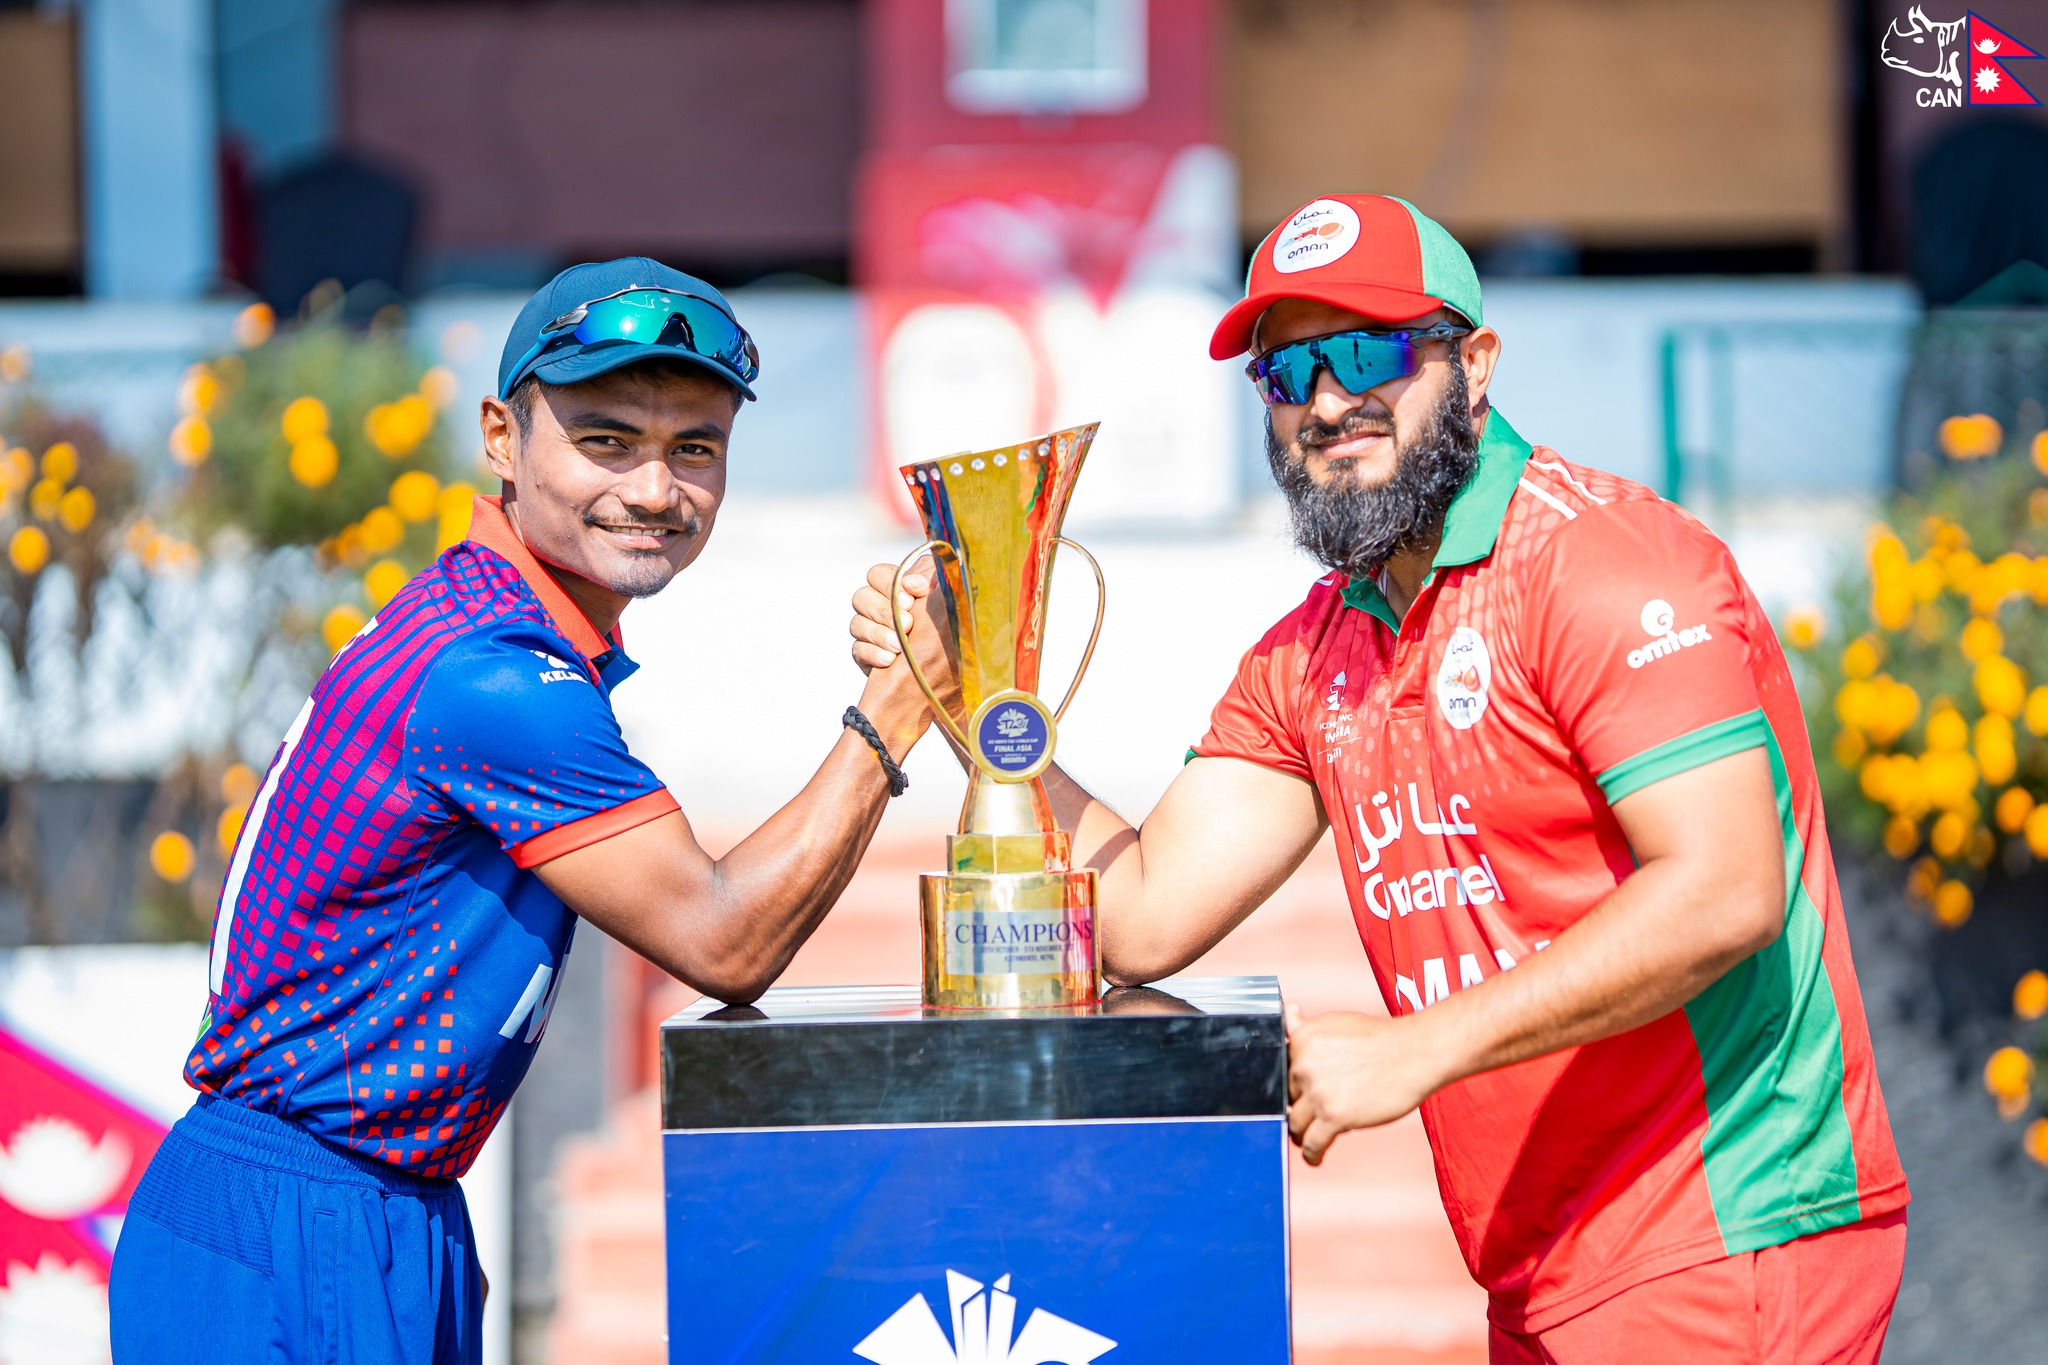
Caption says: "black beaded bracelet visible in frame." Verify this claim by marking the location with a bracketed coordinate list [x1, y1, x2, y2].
[843, 706, 909, 796]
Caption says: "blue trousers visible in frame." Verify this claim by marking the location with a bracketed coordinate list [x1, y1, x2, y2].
[110, 1095, 482, 1365]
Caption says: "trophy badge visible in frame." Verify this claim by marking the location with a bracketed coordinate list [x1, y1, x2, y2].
[891, 424, 1106, 1011]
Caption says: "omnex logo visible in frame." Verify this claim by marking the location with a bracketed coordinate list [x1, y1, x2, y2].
[855, 1270, 1116, 1365]
[1881, 7, 2040, 106]
[1627, 598, 1713, 670]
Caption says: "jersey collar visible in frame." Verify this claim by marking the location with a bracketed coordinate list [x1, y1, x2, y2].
[466, 494, 617, 660]
[1337, 408, 1533, 629]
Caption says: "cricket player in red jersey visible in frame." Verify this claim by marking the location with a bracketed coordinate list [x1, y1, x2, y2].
[851, 194, 1910, 1361]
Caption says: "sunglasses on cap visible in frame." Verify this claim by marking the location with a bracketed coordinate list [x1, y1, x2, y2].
[502, 286, 761, 396]
[1245, 323, 1470, 406]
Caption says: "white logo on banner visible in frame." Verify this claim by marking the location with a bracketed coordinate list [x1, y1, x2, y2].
[854, 1270, 1116, 1365]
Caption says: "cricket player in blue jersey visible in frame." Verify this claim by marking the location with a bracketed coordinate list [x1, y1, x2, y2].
[110, 258, 934, 1362]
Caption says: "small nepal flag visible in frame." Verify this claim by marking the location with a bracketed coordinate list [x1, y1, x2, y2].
[1968, 11, 2041, 105]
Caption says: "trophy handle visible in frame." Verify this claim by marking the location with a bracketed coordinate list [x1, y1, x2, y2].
[890, 540, 973, 754]
[1047, 536, 1106, 723]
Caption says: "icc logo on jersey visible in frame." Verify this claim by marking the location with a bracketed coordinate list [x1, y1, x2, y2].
[1435, 626, 1491, 730]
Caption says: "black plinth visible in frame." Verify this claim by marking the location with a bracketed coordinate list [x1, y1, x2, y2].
[661, 975, 1285, 1130]
[659, 976, 1293, 1362]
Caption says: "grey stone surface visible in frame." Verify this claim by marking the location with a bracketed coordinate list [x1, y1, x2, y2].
[1841, 860, 2048, 1363]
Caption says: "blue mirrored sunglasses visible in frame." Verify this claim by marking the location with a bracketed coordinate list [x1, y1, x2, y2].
[503, 286, 760, 397]
[1245, 323, 1469, 406]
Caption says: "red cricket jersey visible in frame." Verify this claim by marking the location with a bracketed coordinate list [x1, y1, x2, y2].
[1195, 411, 1908, 1332]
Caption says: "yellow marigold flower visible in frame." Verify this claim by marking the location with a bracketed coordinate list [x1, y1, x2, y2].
[177, 364, 220, 417]
[1867, 676, 1919, 745]
[8, 525, 48, 574]
[1961, 618, 2004, 662]
[2028, 806, 2048, 859]
[233, 302, 275, 349]
[168, 415, 212, 466]
[289, 436, 338, 488]
[41, 441, 77, 483]
[1934, 879, 1974, 926]
[1928, 708, 1969, 751]
[436, 481, 477, 551]
[2016, 970, 2048, 1021]
[322, 604, 367, 655]
[1907, 856, 1941, 902]
[365, 394, 434, 458]
[389, 470, 440, 523]
[1923, 750, 1980, 810]
[359, 506, 404, 554]
[220, 763, 259, 807]
[1872, 581, 1914, 632]
[1841, 637, 1880, 680]
[1996, 786, 2036, 834]
[1835, 680, 1876, 730]
[1940, 413, 2003, 459]
[1908, 557, 1945, 604]
[1987, 1045, 2035, 1101]
[149, 830, 195, 882]
[364, 558, 409, 607]
[281, 395, 329, 444]
[1978, 656, 2028, 720]
[217, 805, 245, 857]
[0, 447, 30, 493]
[1977, 714, 2018, 785]
[1882, 814, 1920, 860]
[56, 486, 93, 534]
[1867, 526, 1908, 567]
[1832, 728, 1867, 770]
[2027, 1118, 2048, 1165]
[1782, 605, 1825, 649]
[1931, 810, 1969, 859]
[418, 366, 460, 408]
[2036, 430, 2048, 477]
[28, 477, 62, 521]
[1946, 549, 1984, 594]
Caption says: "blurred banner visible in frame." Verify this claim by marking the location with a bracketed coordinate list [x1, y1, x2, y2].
[0, 947, 511, 1365]
[860, 0, 1246, 530]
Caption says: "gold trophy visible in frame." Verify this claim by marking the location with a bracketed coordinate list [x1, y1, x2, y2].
[890, 424, 1106, 1010]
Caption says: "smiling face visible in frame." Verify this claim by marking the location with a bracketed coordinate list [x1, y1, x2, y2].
[481, 360, 740, 625]
[1254, 298, 1500, 578]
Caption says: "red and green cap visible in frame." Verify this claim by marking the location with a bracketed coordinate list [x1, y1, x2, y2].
[1210, 194, 1483, 360]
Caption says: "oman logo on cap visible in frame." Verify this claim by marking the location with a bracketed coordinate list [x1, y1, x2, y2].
[1272, 199, 1361, 275]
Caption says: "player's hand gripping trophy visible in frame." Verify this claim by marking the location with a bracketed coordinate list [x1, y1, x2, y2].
[890, 424, 1106, 1010]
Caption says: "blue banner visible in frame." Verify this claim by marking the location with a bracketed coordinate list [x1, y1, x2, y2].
[664, 1117, 1289, 1363]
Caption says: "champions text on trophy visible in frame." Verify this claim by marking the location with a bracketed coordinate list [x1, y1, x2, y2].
[891, 424, 1106, 1010]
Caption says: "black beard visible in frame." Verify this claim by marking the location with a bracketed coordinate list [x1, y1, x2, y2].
[1265, 364, 1478, 581]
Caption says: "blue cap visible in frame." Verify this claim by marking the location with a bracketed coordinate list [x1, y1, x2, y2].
[496, 256, 757, 401]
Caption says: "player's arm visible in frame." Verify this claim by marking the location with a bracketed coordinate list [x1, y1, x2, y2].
[1286, 746, 1784, 1162]
[1042, 757, 1325, 985]
[528, 630, 938, 1007]
[848, 562, 1327, 985]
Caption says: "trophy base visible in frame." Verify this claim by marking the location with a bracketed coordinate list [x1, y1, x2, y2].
[918, 869, 1099, 1010]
